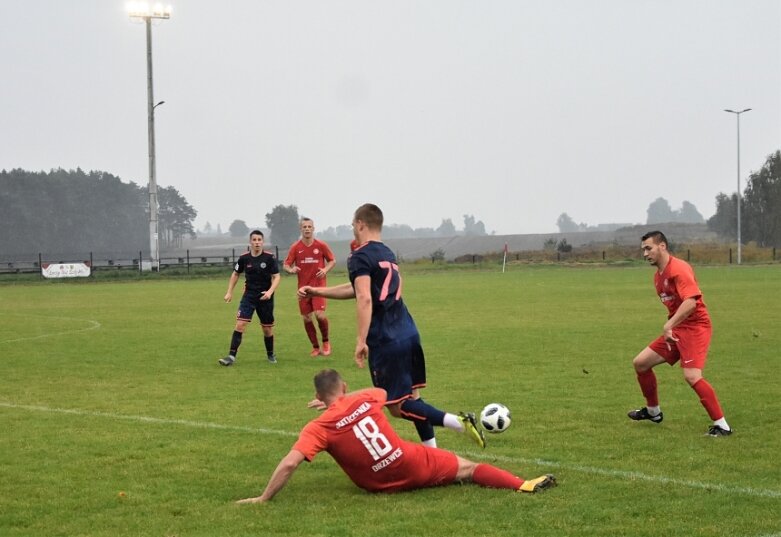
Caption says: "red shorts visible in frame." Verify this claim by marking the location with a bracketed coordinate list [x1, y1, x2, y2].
[298, 296, 327, 316]
[648, 323, 712, 369]
[368, 443, 459, 493]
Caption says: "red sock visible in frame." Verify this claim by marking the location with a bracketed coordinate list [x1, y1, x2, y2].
[472, 464, 524, 490]
[636, 370, 659, 407]
[303, 321, 319, 347]
[317, 317, 330, 342]
[691, 378, 724, 420]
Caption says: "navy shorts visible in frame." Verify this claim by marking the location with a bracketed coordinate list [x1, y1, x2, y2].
[236, 293, 275, 326]
[368, 334, 427, 405]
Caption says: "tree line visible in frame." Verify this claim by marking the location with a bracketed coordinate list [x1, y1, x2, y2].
[556, 149, 781, 247]
[0, 168, 196, 256]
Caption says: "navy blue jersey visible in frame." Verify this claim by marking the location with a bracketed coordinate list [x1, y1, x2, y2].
[235, 250, 279, 295]
[348, 241, 419, 345]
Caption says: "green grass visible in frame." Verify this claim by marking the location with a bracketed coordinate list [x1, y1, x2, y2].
[1, 265, 780, 536]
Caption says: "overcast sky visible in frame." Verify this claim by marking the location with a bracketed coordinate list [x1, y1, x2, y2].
[2, 1, 779, 235]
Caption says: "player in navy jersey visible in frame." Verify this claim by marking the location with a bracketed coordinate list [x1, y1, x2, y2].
[297, 204, 485, 449]
[219, 230, 281, 365]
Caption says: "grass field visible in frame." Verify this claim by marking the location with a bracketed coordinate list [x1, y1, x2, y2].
[1, 264, 780, 537]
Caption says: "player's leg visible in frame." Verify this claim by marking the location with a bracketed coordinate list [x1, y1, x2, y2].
[678, 327, 732, 435]
[627, 339, 670, 422]
[219, 300, 252, 365]
[456, 456, 556, 493]
[400, 339, 485, 448]
[299, 299, 321, 356]
[259, 299, 277, 363]
[313, 302, 330, 355]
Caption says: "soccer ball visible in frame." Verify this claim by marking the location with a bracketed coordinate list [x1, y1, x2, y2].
[480, 403, 512, 433]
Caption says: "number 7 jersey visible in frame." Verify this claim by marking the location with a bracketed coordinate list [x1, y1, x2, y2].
[347, 240, 419, 345]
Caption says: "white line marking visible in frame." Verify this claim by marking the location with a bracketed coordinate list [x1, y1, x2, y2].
[0, 402, 296, 438]
[0, 318, 101, 344]
[1, 401, 780, 500]
[466, 451, 781, 500]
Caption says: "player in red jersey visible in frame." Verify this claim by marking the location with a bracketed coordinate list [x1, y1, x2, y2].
[283, 218, 336, 355]
[235, 369, 556, 503]
[627, 231, 732, 436]
[283, 218, 336, 357]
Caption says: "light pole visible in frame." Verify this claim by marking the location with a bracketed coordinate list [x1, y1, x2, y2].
[724, 108, 751, 265]
[127, 2, 172, 271]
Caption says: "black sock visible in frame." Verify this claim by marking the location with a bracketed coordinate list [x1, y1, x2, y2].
[230, 331, 242, 356]
[413, 420, 436, 443]
[264, 335, 274, 355]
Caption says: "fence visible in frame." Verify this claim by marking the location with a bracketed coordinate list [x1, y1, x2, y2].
[0, 247, 281, 276]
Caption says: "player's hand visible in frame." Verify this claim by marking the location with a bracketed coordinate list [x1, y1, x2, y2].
[663, 326, 678, 350]
[354, 342, 368, 369]
[224, 293, 233, 303]
[259, 290, 270, 301]
[298, 286, 313, 298]
[288, 266, 301, 274]
[316, 269, 326, 279]
[307, 398, 327, 411]
[236, 496, 265, 504]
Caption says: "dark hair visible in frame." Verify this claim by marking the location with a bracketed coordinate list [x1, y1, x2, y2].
[354, 203, 383, 230]
[641, 230, 667, 246]
[314, 369, 342, 398]
[250, 229, 264, 238]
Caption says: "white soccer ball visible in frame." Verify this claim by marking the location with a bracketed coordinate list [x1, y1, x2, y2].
[480, 403, 512, 433]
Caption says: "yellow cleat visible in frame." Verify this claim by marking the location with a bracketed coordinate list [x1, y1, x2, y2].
[458, 412, 486, 449]
[519, 474, 557, 493]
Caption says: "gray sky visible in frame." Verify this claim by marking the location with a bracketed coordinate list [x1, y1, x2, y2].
[2, 1, 779, 235]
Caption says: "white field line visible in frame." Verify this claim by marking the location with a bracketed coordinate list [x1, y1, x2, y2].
[1, 401, 780, 501]
[0, 317, 101, 344]
[464, 450, 781, 500]
[0, 402, 296, 438]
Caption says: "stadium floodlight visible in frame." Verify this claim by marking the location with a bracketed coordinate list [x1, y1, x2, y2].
[127, 3, 172, 271]
[724, 108, 752, 265]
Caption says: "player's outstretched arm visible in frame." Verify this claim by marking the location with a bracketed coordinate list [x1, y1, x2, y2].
[236, 450, 306, 504]
[299, 282, 355, 300]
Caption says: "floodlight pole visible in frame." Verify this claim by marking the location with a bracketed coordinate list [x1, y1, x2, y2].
[129, 4, 171, 271]
[724, 108, 751, 265]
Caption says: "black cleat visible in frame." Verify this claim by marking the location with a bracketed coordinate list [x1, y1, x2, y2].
[267, 353, 277, 364]
[627, 407, 663, 423]
[706, 425, 733, 437]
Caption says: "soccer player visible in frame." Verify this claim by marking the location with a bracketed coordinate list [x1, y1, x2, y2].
[627, 231, 732, 436]
[297, 203, 486, 449]
[218, 229, 281, 366]
[236, 369, 556, 503]
[283, 218, 336, 357]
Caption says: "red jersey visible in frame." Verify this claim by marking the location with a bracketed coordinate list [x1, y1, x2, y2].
[654, 256, 710, 326]
[284, 239, 335, 287]
[292, 388, 457, 493]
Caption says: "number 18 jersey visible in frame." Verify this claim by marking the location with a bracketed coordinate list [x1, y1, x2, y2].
[292, 388, 458, 493]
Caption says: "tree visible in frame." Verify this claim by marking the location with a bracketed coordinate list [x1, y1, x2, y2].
[265, 204, 300, 246]
[708, 150, 781, 247]
[436, 219, 456, 237]
[743, 150, 781, 247]
[202, 221, 213, 235]
[677, 201, 705, 224]
[156, 185, 197, 248]
[646, 197, 675, 224]
[556, 213, 579, 233]
[229, 219, 250, 237]
[557, 238, 573, 253]
[463, 214, 486, 236]
[707, 193, 736, 238]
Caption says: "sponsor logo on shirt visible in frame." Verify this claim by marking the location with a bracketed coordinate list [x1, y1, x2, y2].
[335, 402, 371, 429]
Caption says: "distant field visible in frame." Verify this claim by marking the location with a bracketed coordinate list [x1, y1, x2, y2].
[1, 265, 780, 537]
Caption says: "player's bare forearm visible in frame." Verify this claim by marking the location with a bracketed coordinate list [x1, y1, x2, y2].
[241, 450, 305, 503]
[224, 272, 240, 302]
[664, 298, 697, 332]
[301, 282, 355, 300]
